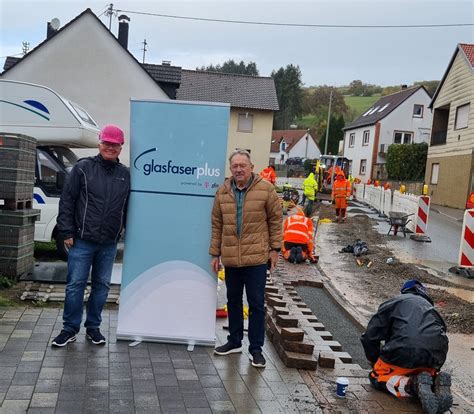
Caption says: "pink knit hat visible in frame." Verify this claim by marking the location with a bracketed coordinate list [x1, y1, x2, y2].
[99, 124, 125, 145]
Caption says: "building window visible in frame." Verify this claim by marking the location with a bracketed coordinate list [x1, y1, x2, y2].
[359, 159, 367, 175]
[237, 113, 253, 132]
[349, 133, 355, 147]
[413, 104, 424, 118]
[362, 130, 370, 146]
[394, 131, 413, 144]
[455, 103, 470, 130]
[430, 163, 439, 185]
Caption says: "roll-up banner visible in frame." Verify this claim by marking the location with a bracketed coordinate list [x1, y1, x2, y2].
[117, 99, 230, 346]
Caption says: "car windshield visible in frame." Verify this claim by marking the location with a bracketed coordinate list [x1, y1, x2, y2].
[41, 146, 78, 172]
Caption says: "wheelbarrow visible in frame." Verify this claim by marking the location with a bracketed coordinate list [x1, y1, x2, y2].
[387, 211, 414, 237]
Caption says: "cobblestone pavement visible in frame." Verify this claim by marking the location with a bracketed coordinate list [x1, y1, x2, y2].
[0, 307, 322, 414]
[1, 298, 470, 413]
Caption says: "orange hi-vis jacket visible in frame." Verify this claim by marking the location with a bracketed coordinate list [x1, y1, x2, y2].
[283, 212, 314, 253]
[332, 177, 351, 199]
[259, 167, 276, 184]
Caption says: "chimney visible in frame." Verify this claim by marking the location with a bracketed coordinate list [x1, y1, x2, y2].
[401, 84, 408, 89]
[118, 15, 130, 49]
[46, 18, 60, 39]
[162, 60, 171, 66]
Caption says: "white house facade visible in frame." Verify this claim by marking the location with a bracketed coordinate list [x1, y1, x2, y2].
[1, 10, 169, 165]
[343, 86, 432, 181]
[270, 130, 321, 165]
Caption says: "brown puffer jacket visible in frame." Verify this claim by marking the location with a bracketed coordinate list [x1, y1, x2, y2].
[209, 174, 282, 267]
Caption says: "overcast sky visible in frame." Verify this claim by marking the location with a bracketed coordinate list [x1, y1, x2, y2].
[1, 0, 473, 87]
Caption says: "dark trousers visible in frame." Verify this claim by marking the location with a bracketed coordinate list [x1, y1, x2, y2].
[225, 264, 267, 354]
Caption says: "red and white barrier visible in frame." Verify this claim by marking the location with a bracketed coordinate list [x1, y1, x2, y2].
[459, 209, 474, 268]
[415, 196, 430, 235]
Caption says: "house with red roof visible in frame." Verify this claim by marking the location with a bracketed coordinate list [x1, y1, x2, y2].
[425, 43, 474, 209]
[270, 129, 320, 165]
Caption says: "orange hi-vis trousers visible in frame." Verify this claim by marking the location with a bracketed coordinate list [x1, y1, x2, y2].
[370, 358, 437, 399]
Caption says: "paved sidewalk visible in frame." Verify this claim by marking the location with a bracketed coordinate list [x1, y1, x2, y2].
[431, 204, 466, 222]
[0, 306, 321, 414]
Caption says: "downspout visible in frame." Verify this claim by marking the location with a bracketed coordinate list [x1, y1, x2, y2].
[371, 122, 381, 180]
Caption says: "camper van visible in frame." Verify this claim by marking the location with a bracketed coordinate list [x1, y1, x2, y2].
[0, 80, 99, 258]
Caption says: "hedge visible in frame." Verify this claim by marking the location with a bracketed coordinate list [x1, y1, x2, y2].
[386, 143, 428, 181]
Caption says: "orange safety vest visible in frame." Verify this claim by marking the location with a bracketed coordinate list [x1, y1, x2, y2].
[259, 167, 276, 184]
[332, 177, 351, 199]
[283, 213, 314, 253]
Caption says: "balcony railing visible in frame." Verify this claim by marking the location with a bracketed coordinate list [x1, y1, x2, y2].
[431, 130, 447, 146]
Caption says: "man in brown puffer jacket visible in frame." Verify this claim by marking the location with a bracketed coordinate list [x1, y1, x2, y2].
[210, 150, 282, 368]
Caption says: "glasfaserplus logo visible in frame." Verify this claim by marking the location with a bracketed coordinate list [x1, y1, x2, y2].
[134, 148, 220, 179]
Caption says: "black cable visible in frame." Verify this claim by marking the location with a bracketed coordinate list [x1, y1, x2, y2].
[115, 9, 473, 29]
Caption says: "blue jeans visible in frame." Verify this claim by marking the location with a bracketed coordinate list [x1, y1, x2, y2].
[63, 239, 117, 334]
[225, 264, 267, 354]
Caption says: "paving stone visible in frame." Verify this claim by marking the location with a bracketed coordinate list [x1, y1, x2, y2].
[133, 379, 159, 392]
[266, 297, 286, 307]
[281, 339, 314, 354]
[109, 398, 135, 412]
[16, 360, 42, 373]
[133, 392, 159, 407]
[131, 367, 154, 380]
[203, 387, 231, 402]
[38, 367, 63, 380]
[275, 315, 298, 328]
[155, 374, 178, 387]
[29, 392, 58, 408]
[280, 327, 304, 341]
[209, 400, 236, 412]
[12, 371, 39, 385]
[6, 385, 34, 399]
[175, 368, 198, 381]
[318, 352, 336, 368]
[0, 399, 30, 413]
[27, 408, 56, 414]
[55, 400, 84, 413]
[199, 375, 224, 388]
[271, 307, 289, 317]
[194, 363, 218, 375]
[222, 380, 248, 395]
[57, 385, 85, 401]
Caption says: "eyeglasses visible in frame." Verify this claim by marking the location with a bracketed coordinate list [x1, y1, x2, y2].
[100, 141, 122, 149]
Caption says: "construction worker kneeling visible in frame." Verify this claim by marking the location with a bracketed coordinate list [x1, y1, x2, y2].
[282, 208, 317, 264]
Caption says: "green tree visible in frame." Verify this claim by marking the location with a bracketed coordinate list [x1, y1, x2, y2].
[196, 59, 259, 75]
[271, 64, 304, 129]
[302, 86, 348, 118]
[412, 80, 439, 97]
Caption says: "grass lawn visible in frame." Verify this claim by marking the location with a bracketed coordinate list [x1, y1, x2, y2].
[344, 94, 381, 117]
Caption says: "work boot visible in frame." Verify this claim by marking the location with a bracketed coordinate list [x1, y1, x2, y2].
[295, 246, 304, 263]
[412, 372, 439, 414]
[288, 247, 297, 263]
[434, 372, 453, 413]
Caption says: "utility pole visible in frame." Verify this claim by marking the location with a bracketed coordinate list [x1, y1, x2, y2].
[21, 42, 30, 55]
[141, 39, 148, 63]
[324, 90, 333, 155]
[105, 3, 114, 31]
[304, 128, 309, 158]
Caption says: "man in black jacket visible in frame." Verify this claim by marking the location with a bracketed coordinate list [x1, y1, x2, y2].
[52, 125, 130, 347]
[361, 279, 452, 414]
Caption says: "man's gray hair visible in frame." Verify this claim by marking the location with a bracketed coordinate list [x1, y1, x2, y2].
[229, 149, 252, 164]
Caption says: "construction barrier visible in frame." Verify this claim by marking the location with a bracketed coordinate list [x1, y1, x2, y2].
[275, 177, 304, 189]
[381, 189, 392, 217]
[459, 209, 474, 268]
[353, 183, 365, 201]
[364, 185, 383, 211]
[415, 196, 430, 235]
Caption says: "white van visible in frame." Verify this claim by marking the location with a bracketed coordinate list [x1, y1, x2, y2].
[0, 80, 99, 258]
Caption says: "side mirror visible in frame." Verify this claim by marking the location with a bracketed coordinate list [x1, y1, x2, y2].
[56, 171, 66, 190]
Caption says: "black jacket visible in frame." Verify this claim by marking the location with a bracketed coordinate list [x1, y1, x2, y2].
[57, 154, 130, 244]
[360, 286, 448, 370]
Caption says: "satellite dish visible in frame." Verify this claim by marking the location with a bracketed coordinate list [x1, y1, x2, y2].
[50, 18, 60, 30]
